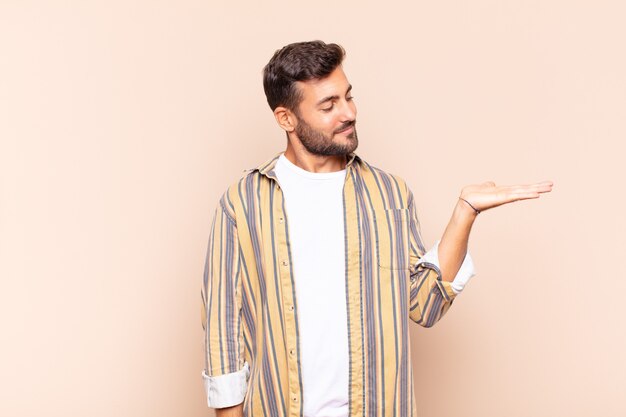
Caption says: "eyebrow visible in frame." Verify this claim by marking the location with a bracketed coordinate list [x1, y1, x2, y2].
[316, 84, 353, 106]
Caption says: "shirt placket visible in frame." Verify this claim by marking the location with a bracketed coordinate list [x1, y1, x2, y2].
[267, 170, 302, 417]
[342, 164, 364, 417]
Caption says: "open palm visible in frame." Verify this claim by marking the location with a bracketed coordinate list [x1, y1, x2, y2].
[460, 181, 554, 213]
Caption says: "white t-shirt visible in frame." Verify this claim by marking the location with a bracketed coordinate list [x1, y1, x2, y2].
[274, 153, 350, 417]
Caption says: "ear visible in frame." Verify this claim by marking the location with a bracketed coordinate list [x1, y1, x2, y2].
[273, 106, 296, 133]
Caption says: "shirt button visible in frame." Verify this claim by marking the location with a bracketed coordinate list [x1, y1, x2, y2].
[292, 395, 298, 402]
[279, 217, 284, 223]
[289, 349, 295, 356]
[282, 260, 288, 266]
[288, 305, 294, 311]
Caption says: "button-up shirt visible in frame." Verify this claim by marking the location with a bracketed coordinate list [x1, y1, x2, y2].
[202, 151, 463, 417]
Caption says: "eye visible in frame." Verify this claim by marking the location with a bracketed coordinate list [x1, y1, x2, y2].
[347, 95, 354, 101]
[321, 104, 334, 112]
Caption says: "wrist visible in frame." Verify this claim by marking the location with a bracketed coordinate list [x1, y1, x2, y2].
[458, 196, 480, 215]
[454, 199, 478, 224]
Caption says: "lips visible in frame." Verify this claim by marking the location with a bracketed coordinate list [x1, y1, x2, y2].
[335, 123, 355, 134]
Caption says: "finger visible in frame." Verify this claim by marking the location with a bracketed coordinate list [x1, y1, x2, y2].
[499, 179, 552, 186]
[506, 192, 542, 202]
[523, 181, 554, 191]
[523, 184, 553, 194]
[502, 183, 553, 193]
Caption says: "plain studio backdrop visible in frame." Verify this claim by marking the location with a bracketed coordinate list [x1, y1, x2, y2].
[1, 1, 624, 416]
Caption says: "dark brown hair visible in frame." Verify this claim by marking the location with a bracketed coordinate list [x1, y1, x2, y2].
[263, 40, 346, 111]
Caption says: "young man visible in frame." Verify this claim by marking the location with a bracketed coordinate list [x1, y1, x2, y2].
[201, 41, 552, 417]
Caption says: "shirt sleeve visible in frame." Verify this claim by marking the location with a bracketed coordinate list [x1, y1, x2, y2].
[202, 363, 250, 408]
[201, 195, 248, 408]
[406, 190, 458, 327]
[414, 240, 476, 294]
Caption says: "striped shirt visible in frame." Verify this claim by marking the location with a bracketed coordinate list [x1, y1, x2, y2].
[201, 151, 460, 417]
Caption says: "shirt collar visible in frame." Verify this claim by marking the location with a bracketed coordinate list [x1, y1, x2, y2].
[254, 151, 360, 177]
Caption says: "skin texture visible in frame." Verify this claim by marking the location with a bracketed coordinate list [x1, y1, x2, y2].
[215, 65, 553, 416]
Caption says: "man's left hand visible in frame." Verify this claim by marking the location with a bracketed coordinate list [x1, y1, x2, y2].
[459, 180, 554, 214]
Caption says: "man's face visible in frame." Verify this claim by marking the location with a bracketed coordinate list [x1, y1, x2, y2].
[292, 66, 358, 156]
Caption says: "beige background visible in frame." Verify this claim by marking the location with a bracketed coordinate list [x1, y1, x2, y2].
[1, 1, 624, 416]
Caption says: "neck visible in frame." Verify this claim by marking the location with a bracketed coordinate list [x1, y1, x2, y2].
[283, 140, 347, 173]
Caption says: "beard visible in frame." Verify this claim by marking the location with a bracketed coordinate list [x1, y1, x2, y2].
[294, 114, 359, 157]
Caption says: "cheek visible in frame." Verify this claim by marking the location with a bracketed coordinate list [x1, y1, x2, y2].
[318, 115, 338, 129]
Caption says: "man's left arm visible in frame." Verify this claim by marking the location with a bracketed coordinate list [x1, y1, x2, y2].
[438, 180, 553, 282]
[405, 180, 552, 327]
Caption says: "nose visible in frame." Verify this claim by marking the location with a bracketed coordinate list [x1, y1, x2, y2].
[341, 98, 357, 122]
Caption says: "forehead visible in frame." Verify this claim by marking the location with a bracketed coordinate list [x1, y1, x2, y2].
[297, 67, 351, 102]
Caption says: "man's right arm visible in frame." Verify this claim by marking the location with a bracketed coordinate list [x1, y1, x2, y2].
[202, 196, 248, 411]
[215, 403, 244, 417]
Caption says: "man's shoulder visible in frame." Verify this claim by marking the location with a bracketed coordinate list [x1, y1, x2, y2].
[216, 154, 279, 220]
[221, 168, 261, 197]
[217, 170, 257, 217]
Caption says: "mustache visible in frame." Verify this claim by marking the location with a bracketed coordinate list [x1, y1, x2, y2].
[334, 120, 356, 134]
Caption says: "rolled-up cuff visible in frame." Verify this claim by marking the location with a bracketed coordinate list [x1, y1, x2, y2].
[416, 240, 476, 294]
[202, 362, 250, 409]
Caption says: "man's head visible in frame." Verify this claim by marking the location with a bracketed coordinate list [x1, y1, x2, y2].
[263, 40, 358, 157]
[263, 40, 346, 112]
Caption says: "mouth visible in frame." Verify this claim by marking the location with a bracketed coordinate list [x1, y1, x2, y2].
[335, 124, 355, 135]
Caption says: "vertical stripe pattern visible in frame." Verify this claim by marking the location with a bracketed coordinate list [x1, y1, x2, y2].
[202, 152, 458, 417]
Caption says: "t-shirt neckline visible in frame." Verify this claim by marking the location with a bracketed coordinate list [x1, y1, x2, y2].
[277, 153, 346, 180]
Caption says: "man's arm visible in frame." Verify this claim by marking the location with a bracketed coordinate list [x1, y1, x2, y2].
[407, 192, 459, 327]
[215, 404, 243, 417]
[202, 195, 248, 411]
[438, 181, 553, 282]
[406, 180, 552, 327]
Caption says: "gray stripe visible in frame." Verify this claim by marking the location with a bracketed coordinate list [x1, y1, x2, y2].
[204, 208, 217, 372]
[261, 307, 280, 417]
[268, 185, 286, 339]
[343, 167, 356, 417]
[252, 361, 274, 417]
[280, 190, 304, 417]
[408, 193, 426, 254]
[240, 255, 256, 353]
[426, 289, 443, 327]
[354, 168, 378, 417]
[349, 169, 367, 417]
[217, 209, 226, 372]
[224, 212, 237, 370]
[419, 287, 437, 327]
[377, 168, 398, 209]
[242, 175, 268, 304]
